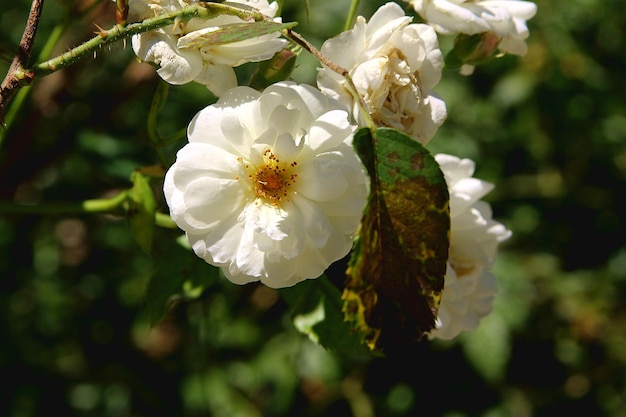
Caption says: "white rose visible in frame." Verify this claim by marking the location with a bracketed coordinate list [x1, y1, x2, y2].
[406, 0, 538, 56]
[430, 154, 511, 340]
[163, 82, 369, 288]
[317, 2, 447, 145]
[127, 0, 289, 96]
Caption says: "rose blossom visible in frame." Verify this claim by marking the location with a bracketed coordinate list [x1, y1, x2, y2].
[317, 2, 447, 145]
[163, 82, 369, 288]
[430, 154, 511, 340]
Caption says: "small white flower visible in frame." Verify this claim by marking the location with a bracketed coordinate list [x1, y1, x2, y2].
[406, 0, 538, 56]
[317, 2, 447, 145]
[163, 82, 369, 288]
[127, 0, 289, 96]
[430, 154, 511, 340]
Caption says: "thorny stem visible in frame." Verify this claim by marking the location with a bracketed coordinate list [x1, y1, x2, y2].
[0, 2, 270, 125]
[284, 29, 376, 130]
[32, 3, 265, 78]
[0, 23, 66, 146]
[0, 0, 45, 128]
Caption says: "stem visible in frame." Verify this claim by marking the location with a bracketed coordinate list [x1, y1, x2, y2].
[0, 2, 271, 124]
[155, 212, 178, 229]
[146, 81, 187, 166]
[0, 0, 45, 127]
[33, 5, 209, 78]
[343, 0, 360, 32]
[0, 23, 66, 146]
[0, 193, 177, 229]
[0, 191, 128, 215]
[284, 29, 375, 130]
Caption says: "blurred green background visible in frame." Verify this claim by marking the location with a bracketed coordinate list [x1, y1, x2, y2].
[1, 0, 626, 416]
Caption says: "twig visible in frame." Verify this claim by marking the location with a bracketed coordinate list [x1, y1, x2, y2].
[284, 28, 376, 130]
[0, 0, 45, 128]
[0, 2, 271, 127]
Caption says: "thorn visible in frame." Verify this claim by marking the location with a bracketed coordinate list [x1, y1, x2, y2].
[93, 23, 107, 38]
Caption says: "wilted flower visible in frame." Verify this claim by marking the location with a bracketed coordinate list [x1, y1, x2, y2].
[406, 0, 538, 56]
[317, 2, 447, 145]
[163, 82, 369, 288]
[127, 0, 289, 96]
[430, 154, 511, 340]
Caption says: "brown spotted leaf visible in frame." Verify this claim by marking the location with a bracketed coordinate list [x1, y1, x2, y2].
[344, 127, 450, 353]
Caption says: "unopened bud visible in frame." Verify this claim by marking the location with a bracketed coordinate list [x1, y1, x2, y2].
[116, 0, 129, 26]
[452, 32, 501, 66]
[249, 49, 298, 90]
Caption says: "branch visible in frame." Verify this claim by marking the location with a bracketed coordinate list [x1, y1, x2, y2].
[0, 1, 271, 126]
[0, 0, 45, 128]
[0, 191, 128, 215]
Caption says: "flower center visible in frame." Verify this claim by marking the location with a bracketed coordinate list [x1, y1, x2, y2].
[243, 149, 298, 205]
[368, 48, 423, 132]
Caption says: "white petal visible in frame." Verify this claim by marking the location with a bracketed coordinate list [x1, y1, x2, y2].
[132, 30, 203, 85]
[427, 0, 492, 34]
[291, 195, 332, 248]
[206, 36, 289, 66]
[171, 142, 242, 183]
[192, 62, 238, 97]
[366, 4, 412, 53]
[183, 177, 246, 229]
[296, 157, 349, 202]
[300, 110, 354, 158]
[190, 211, 243, 265]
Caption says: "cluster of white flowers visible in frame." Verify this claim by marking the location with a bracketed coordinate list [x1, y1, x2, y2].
[132, 0, 534, 338]
[430, 154, 511, 340]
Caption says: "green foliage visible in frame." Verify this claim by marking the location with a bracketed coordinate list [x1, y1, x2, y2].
[127, 170, 157, 255]
[279, 276, 374, 356]
[145, 236, 221, 324]
[345, 128, 449, 353]
[2, 0, 626, 416]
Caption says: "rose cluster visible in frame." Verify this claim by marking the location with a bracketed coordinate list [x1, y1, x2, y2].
[126, 0, 535, 339]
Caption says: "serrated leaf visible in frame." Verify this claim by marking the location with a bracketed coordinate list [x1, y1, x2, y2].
[344, 127, 450, 353]
[279, 277, 375, 356]
[145, 236, 220, 324]
[128, 171, 157, 255]
[177, 21, 297, 50]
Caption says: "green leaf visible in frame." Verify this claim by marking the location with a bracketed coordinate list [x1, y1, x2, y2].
[177, 21, 297, 50]
[145, 236, 220, 324]
[127, 171, 157, 255]
[279, 277, 375, 356]
[344, 127, 450, 353]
